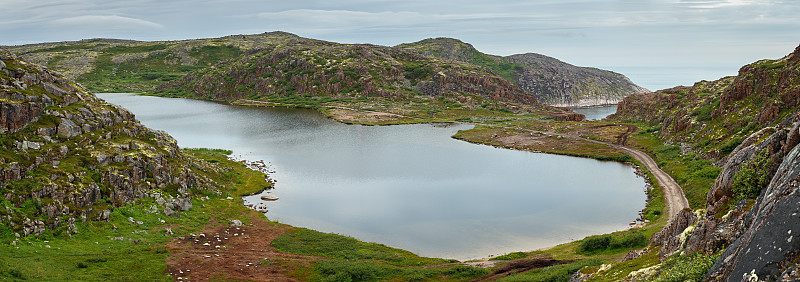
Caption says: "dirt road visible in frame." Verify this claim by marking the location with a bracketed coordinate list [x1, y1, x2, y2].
[605, 142, 690, 222]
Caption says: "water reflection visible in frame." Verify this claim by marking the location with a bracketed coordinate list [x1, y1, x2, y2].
[98, 93, 645, 260]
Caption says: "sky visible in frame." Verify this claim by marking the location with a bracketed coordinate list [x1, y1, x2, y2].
[1, 0, 798, 91]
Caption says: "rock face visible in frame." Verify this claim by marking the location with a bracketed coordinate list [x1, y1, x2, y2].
[620, 45, 800, 280]
[0, 48, 225, 238]
[646, 103, 800, 281]
[397, 38, 649, 107]
[701, 114, 800, 280]
[506, 53, 649, 107]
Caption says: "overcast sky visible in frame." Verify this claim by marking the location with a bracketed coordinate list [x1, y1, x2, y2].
[1, 0, 798, 90]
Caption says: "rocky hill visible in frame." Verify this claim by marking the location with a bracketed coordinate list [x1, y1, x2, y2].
[612, 45, 800, 161]
[396, 38, 649, 106]
[155, 37, 544, 109]
[2, 32, 302, 93]
[599, 45, 800, 281]
[0, 48, 231, 239]
[4, 33, 646, 108]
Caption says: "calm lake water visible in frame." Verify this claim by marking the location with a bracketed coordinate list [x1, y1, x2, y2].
[572, 105, 618, 121]
[97, 93, 646, 260]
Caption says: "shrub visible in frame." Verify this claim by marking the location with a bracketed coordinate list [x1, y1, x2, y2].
[652, 252, 720, 282]
[579, 235, 611, 253]
[609, 231, 647, 249]
[720, 137, 743, 155]
[731, 149, 773, 201]
[403, 62, 433, 81]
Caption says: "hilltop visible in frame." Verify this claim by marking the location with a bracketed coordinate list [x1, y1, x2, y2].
[397, 37, 649, 106]
[4, 32, 646, 108]
[3, 32, 302, 92]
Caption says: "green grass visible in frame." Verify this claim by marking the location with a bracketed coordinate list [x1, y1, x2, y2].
[271, 228, 451, 266]
[0, 148, 270, 281]
[185, 147, 233, 155]
[77, 43, 242, 93]
[578, 231, 648, 255]
[491, 251, 528, 261]
[311, 260, 487, 282]
[498, 259, 603, 282]
[630, 130, 720, 209]
[651, 252, 721, 281]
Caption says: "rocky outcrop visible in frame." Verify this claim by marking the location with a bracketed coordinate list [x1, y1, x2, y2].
[645, 112, 800, 280]
[505, 53, 649, 107]
[613, 45, 800, 161]
[612, 45, 800, 280]
[553, 112, 586, 121]
[649, 209, 698, 259]
[705, 121, 800, 280]
[1, 48, 226, 238]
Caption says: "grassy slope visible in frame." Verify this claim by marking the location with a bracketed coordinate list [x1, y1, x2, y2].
[4, 33, 301, 93]
[0, 148, 267, 280]
[0, 149, 491, 281]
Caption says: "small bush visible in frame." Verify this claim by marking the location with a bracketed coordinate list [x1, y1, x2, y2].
[720, 137, 743, 155]
[731, 149, 773, 201]
[403, 62, 433, 81]
[579, 235, 611, 253]
[609, 231, 647, 249]
[579, 231, 647, 254]
[653, 252, 720, 282]
[316, 260, 391, 282]
[7, 269, 24, 279]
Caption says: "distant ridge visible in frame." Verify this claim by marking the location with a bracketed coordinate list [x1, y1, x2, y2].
[397, 37, 649, 106]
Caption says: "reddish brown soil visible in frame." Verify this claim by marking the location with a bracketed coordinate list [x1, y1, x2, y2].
[165, 215, 316, 281]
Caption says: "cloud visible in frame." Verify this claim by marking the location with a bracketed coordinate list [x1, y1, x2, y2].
[50, 15, 164, 29]
[254, 9, 551, 29]
[680, 0, 759, 9]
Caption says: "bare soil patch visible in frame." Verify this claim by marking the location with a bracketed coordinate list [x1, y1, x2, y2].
[166, 215, 316, 281]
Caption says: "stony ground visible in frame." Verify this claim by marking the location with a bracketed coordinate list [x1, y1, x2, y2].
[166, 214, 312, 281]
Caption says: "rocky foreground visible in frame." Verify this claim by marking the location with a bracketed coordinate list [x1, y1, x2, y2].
[1, 48, 230, 238]
[606, 44, 800, 281]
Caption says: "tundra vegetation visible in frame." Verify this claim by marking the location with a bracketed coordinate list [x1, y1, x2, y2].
[4, 33, 800, 280]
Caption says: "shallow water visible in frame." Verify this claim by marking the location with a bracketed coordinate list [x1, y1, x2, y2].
[98, 93, 646, 260]
[572, 105, 618, 121]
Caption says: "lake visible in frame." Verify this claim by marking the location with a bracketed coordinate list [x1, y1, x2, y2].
[97, 93, 646, 260]
[572, 105, 618, 121]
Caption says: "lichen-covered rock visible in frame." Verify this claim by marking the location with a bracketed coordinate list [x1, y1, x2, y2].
[56, 118, 81, 137]
[648, 112, 800, 280]
[649, 208, 697, 259]
[705, 139, 800, 280]
[0, 48, 228, 238]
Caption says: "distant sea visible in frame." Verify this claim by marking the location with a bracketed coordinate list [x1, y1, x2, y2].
[600, 65, 740, 92]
